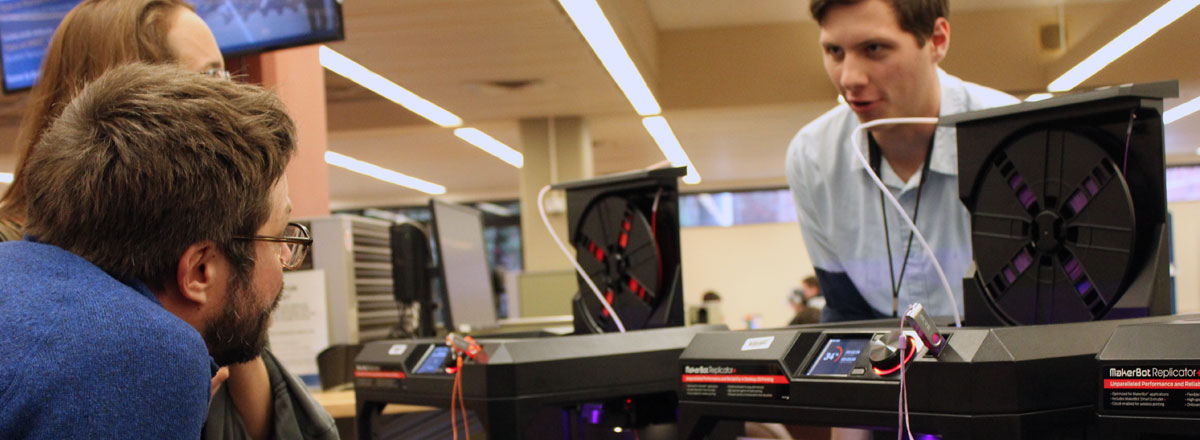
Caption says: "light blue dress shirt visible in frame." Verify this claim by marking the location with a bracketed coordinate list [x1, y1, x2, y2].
[786, 69, 1018, 321]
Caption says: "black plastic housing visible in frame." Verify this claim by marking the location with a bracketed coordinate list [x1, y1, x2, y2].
[1096, 317, 1200, 439]
[552, 167, 688, 333]
[678, 316, 1178, 439]
[355, 324, 725, 438]
[947, 81, 1177, 325]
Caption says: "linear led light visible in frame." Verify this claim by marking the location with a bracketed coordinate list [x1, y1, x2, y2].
[318, 46, 463, 128]
[0, 172, 12, 184]
[453, 128, 524, 168]
[558, 0, 661, 116]
[1166, 95, 1200, 125]
[642, 116, 700, 184]
[324, 151, 446, 195]
[1025, 93, 1054, 102]
[1047, 0, 1200, 92]
[475, 202, 514, 217]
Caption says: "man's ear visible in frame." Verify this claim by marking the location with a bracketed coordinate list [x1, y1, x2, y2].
[929, 17, 950, 63]
[176, 241, 225, 305]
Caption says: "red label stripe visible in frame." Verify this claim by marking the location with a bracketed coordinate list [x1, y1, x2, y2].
[682, 374, 788, 384]
[1104, 379, 1200, 389]
[355, 370, 406, 379]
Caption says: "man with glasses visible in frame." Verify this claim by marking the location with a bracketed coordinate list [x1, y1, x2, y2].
[0, 63, 308, 438]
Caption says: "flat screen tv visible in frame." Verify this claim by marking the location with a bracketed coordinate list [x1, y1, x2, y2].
[0, 0, 75, 93]
[1, 0, 344, 93]
[191, 0, 344, 57]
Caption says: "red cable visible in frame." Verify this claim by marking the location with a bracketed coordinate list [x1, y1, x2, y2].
[450, 356, 459, 440]
[445, 334, 477, 439]
[458, 355, 469, 440]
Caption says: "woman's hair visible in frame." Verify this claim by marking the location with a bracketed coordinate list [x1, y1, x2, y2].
[0, 0, 194, 225]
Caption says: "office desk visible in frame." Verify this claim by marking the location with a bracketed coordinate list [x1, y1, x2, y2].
[313, 390, 436, 440]
[313, 390, 435, 419]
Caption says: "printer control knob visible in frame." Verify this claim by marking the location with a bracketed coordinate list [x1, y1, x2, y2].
[868, 331, 912, 375]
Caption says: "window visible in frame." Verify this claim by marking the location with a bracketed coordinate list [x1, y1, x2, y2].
[679, 188, 797, 227]
[1167, 165, 1200, 203]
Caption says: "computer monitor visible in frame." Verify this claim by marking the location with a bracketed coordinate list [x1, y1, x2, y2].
[1, 0, 344, 93]
[192, 0, 344, 57]
[0, 0, 75, 93]
[429, 199, 498, 333]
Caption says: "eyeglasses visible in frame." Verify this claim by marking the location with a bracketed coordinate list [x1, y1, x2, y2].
[202, 68, 232, 81]
[233, 222, 313, 270]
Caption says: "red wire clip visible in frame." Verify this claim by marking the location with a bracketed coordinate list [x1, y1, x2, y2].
[446, 333, 488, 363]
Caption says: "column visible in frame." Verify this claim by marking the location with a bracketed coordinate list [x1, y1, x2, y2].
[253, 45, 331, 218]
[516, 116, 593, 316]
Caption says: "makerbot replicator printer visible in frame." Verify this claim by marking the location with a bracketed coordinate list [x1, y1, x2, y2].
[355, 167, 726, 439]
[678, 81, 1182, 439]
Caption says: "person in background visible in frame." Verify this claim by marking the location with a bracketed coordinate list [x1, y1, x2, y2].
[0, 1, 336, 439]
[788, 276, 824, 325]
[800, 275, 826, 310]
[696, 290, 726, 325]
[0, 62, 296, 439]
[786, 0, 1018, 323]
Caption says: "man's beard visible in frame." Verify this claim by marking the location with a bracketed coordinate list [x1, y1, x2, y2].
[205, 275, 283, 366]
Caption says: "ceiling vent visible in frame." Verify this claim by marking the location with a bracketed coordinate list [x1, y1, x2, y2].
[467, 79, 546, 96]
[1038, 22, 1067, 53]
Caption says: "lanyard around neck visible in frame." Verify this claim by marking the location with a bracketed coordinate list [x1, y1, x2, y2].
[868, 132, 935, 317]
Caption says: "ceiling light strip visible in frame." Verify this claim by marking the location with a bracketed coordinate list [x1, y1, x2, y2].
[0, 172, 12, 184]
[475, 202, 514, 217]
[1047, 0, 1200, 92]
[324, 151, 447, 195]
[1024, 93, 1054, 102]
[1166, 95, 1200, 125]
[642, 116, 700, 184]
[318, 46, 463, 128]
[557, 0, 661, 116]
[454, 128, 524, 168]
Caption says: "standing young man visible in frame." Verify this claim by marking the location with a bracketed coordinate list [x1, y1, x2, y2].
[786, 0, 1018, 322]
[0, 63, 305, 439]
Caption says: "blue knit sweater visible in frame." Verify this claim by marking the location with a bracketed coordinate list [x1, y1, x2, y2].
[0, 240, 212, 439]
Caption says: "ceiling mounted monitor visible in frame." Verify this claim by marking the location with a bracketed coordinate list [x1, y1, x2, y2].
[1, 0, 345, 93]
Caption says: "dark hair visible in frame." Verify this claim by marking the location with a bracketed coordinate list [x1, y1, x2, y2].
[802, 276, 819, 289]
[0, 0, 193, 227]
[22, 63, 296, 290]
[809, 0, 949, 46]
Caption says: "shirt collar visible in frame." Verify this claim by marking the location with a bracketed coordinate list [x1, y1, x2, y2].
[849, 67, 964, 177]
[125, 273, 221, 373]
[125, 278, 164, 307]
